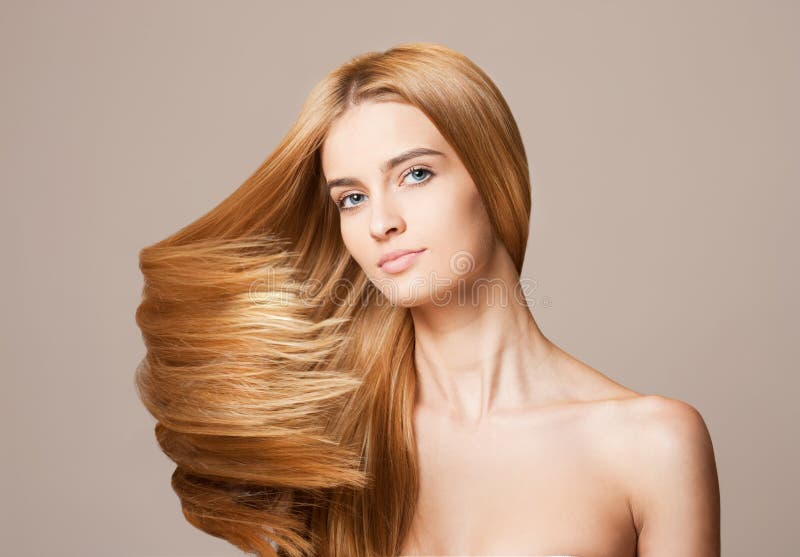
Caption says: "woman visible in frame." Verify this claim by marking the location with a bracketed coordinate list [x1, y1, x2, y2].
[135, 42, 720, 557]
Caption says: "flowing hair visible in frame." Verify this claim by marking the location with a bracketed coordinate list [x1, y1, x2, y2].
[134, 42, 531, 557]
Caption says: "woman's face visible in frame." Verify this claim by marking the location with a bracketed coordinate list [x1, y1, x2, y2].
[320, 100, 496, 307]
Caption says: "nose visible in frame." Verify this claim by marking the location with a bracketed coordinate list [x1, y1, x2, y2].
[369, 193, 406, 240]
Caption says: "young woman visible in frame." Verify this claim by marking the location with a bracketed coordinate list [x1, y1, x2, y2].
[135, 42, 720, 557]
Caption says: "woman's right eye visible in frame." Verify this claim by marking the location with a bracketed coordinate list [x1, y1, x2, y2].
[337, 192, 366, 211]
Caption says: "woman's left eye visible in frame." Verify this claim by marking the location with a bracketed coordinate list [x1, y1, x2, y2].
[402, 166, 434, 186]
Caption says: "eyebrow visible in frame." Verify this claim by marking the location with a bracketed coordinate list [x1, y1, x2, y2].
[325, 147, 445, 189]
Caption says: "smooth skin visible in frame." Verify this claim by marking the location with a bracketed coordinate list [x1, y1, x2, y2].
[320, 100, 720, 557]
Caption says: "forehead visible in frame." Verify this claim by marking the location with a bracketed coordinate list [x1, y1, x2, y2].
[321, 101, 448, 176]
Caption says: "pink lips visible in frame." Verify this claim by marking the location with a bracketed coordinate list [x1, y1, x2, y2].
[378, 248, 426, 274]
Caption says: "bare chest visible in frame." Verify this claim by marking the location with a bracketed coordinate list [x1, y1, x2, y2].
[400, 406, 637, 557]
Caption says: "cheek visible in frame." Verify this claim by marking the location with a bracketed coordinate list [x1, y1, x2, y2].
[340, 218, 378, 274]
[425, 185, 493, 259]
[469, 191, 496, 252]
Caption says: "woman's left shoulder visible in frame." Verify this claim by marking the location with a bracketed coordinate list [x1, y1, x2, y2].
[590, 393, 716, 475]
[605, 394, 720, 551]
[614, 394, 712, 437]
[601, 394, 718, 495]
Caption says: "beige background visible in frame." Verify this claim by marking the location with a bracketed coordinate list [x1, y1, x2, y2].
[2, 1, 796, 555]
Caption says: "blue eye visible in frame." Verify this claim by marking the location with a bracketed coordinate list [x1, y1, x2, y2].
[402, 166, 434, 186]
[337, 192, 366, 211]
[335, 165, 435, 212]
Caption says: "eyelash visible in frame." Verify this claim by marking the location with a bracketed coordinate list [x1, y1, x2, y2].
[335, 165, 435, 212]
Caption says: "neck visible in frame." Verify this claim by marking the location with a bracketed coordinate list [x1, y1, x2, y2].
[409, 250, 557, 427]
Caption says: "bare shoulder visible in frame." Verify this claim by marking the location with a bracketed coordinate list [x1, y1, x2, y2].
[602, 394, 717, 474]
[612, 394, 712, 436]
[605, 395, 721, 554]
[546, 347, 720, 552]
[614, 394, 716, 462]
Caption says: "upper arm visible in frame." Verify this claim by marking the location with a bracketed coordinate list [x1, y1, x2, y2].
[626, 396, 721, 557]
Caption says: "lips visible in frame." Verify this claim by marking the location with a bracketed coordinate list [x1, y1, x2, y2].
[378, 248, 426, 268]
[379, 249, 426, 274]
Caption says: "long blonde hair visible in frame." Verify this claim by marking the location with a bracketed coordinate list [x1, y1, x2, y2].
[135, 42, 531, 557]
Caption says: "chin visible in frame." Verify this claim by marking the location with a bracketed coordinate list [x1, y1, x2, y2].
[372, 282, 429, 308]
